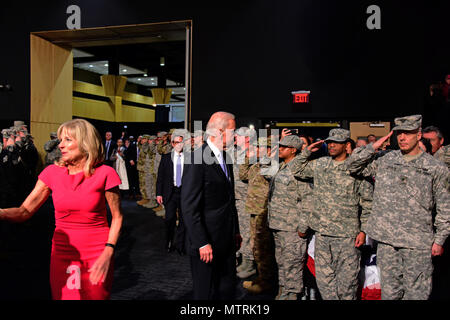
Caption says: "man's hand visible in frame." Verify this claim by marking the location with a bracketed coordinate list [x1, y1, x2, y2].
[355, 232, 366, 248]
[156, 196, 163, 206]
[130, 160, 135, 166]
[298, 231, 307, 239]
[199, 244, 213, 263]
[372, 131, 393, 151]
[307, 140, 324, 153]
[432, 243, 444, 256]
[281, 128, 292, 139]
[235, 234, 242, 251]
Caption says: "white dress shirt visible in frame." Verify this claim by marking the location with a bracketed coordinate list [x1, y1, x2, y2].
[172, 150, 184, 187]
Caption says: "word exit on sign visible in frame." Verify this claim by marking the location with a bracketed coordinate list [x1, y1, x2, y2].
[292, 90, 310, 103]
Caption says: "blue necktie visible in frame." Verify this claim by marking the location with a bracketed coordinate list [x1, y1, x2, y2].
[175, 154, 182, 187]
[220, 153, 228, 179]
[106, 141, 110, 160]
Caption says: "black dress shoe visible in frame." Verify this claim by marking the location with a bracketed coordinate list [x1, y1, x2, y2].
[167, 242, 174, 253]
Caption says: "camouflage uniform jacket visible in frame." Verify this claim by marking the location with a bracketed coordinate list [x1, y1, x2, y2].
[137, 143, 149, 171]
[157, 139, 173, 155]
[264, 158, 310, 233]
[233, 148, 248, 200]
[291, 149, 373, 238]
[239, 157, 269, 215]
[348, 144, 450, 249]
[434, 145, 450, 170]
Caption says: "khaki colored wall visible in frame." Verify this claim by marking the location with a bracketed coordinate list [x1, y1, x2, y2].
[30, 34, 73, 169]
[73, 80, 155, 122]
[350, 122, 391, 142]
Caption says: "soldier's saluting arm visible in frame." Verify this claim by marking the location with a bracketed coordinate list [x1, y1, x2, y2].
[347, 132, 392, 177]
[239, 155, 251, 182]
[289, 140, 322, 179]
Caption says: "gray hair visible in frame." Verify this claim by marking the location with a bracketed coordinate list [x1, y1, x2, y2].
[205, 111, 235, 137]
[423, 126, 443, 139]
[171, 128, 191, 142]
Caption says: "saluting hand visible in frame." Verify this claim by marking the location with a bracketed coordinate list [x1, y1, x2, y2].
[307, 140, 325, 153]
[281, 128, 292, 139]
[372, 131, 393, 150]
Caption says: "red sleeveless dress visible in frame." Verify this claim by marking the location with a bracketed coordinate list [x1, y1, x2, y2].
[38, 164, 121, 300]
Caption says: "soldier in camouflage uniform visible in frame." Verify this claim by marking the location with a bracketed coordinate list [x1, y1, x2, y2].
[347, 115, 450, 300]
[421, 126, 450, 170]
[262, 135, 310, 300]
[239, 136, 278, 294]
[157, 131, 173, 155]
[137, 135, 151, 206]
[192, 130, 205, 150]
[233, 127, 256, 278]
[44, 132, 61, 167]
[141, 135, 158, 209]
[433, 144, 450, 170]
[292, 128, 373, 300]
[152, 132, 168, 213]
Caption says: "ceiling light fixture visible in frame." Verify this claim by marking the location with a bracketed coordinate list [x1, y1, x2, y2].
[122, 69, 127, 73]
[104, 63, 108, 67]
[89, 64, 94, 68]
[160, 57, 165, 67]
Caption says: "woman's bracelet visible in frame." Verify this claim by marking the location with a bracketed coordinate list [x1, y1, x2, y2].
[105, 243, 116, 249]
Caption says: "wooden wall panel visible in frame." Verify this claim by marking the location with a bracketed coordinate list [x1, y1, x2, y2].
[30, 34, 73, 167]
[349, 122, 391, 142]
[73, 97, 115, 121]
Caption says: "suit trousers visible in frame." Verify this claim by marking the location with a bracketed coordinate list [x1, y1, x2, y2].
[190, 249, 236, 300]
[164, 187, 184, 246]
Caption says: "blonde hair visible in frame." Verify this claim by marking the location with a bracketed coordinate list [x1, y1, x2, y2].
[56, 119, 105, 177]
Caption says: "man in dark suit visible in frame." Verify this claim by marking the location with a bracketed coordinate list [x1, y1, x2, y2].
[181, 111, 242, 300]
[104, 131, 117, 167]
[156, 129, 189, 254]
[124, 138, 139, 199]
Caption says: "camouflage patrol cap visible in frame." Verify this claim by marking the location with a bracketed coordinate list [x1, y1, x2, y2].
[279, 135, 303, 151]
[169, 128, 176, 134]
[392, 114, 422, 131]
[325, 128, 350, 143]
[157, 131, 168, 138]
[14, 121, 25, 127]
[50, 132, 57, 138]
[252, 137, 271, 147]
[235, 127, 250, 136]
[142, 134, 151, 139]
[149, 135, 157, 140]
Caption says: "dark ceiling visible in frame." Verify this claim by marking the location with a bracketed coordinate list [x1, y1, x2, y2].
[74, 41, 186, 86]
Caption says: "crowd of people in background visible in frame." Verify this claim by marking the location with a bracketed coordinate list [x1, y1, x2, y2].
[0, 112, 449, 300]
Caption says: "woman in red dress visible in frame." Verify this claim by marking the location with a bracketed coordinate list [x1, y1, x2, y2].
[0, 119, 123, 300]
